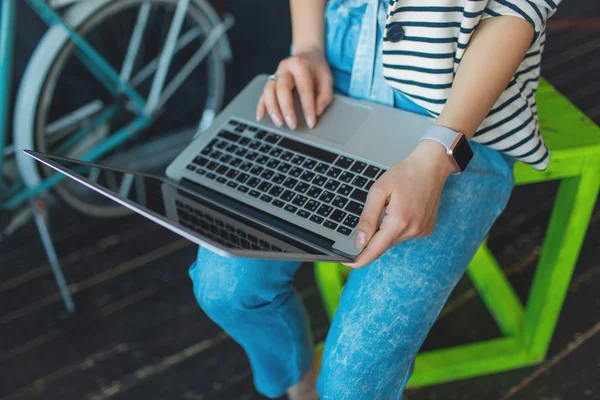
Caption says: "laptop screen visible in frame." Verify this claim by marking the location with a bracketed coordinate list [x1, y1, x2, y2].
[28, 152, 349, 262]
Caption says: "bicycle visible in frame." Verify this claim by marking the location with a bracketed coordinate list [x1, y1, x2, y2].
[0, 0, 234, 311]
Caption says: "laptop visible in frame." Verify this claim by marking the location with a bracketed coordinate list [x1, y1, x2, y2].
[27, 74, 435, 262]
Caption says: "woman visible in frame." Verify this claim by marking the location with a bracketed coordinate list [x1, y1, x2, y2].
[190, 0, 560, 398]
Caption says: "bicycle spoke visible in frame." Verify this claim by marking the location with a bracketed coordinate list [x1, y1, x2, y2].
[45, 100, 105, 142]
[130, 27, 202, 87]
[120, 2, 151, 82]
[145, 0, 190, 115]
[157, 15, 234, 110]
[118, 173, 135, 197]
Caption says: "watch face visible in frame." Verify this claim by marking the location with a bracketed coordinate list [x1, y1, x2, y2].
[452, 136, 473, 172]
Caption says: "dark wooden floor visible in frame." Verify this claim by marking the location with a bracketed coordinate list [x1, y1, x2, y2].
[2, 2, 600, 400]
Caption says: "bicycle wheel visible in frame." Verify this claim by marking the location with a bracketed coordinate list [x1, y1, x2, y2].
[14, 0, 228, 217]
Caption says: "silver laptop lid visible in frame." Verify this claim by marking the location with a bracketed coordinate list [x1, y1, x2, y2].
[26, 151, 350, 262]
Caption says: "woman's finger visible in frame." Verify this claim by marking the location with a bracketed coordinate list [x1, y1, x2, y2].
[275, 71, 298, 129]
[315, 69, 334, 117]
[354, 185, 389, 249]
[262, 80, 283, 127]
[256, 94, 267, 121]
[345, 215, 399, 268]
[290, 62, 317, 129]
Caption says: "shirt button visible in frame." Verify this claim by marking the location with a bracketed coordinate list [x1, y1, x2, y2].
[387, 24, 405, 43]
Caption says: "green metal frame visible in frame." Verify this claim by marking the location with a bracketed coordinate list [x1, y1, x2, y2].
[314, 79, 600, 388]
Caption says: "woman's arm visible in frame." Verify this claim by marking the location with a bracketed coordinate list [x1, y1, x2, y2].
[256, 0, 332, 130]
[436, 16, 534, 139]
[350, 16, 535, 268]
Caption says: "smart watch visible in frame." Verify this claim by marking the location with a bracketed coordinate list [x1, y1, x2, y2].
[419, 125, 473, 174]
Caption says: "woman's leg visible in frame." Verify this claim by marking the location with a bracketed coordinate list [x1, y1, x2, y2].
[189, 248, 311, 398]
[317, 144, 515, 399]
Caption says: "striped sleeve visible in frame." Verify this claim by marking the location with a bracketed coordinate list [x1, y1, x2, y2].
[483, 0, 561, 40]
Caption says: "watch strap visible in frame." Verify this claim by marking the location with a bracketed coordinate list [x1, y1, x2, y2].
[419, 125, 460, 152]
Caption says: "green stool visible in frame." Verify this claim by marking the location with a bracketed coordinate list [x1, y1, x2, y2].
[314, 79, 600, 388]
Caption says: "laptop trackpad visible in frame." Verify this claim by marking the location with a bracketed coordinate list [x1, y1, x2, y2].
[296, 97, 370, 146]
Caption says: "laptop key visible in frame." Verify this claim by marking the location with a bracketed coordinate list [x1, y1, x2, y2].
[292, 195, 308, 207]
[290, 167, 303, 178]
[247, 177, 261, 188]
[256, 155, 269, 165]
[226, 169, 239, 179]
[266, 159, 280, 169]
[326, 167, 342, 179]
[345, 200, 364, 216]
[377, 169, 387, 179]
[193, 156, 208, 167]
[337, 184, 353, 196]
[215, 140, 228, 149]
[296, 182, 310, 194]
[210, 150, 223, 159]
[324, 179, 340, 191]
[260, 194, 273, 203]
[281, 151, 294, 161]
[350, 188, 368, 203]
[340, 171, 355, 183]
[307, 186, 323, 199]
[312, 175, 328, 187]
[236, 173, 250, 183]
[216, 177, 227, 184]
[319, 191, 335, 203]
[265, 133, 281, 143]
[225, 144, 238, 153]
[277, 163, 292, 173]
[235, 148, 248, 157]
[297, 209, 310, 219]
[305, 199, 321, 212]
[278, 138, 338, 163]
[335, 156, 354, 169]
[315, 163, 329, 174]
[260, 169, 275, 180]
[283, 177, 298, 189]
[195, 168, 206, 175]
[365, 180, 376, 190]
[291, 155, 306, 165]
[206, 162, 219, 171]
[230, 158, 243, 168]
[269, 185, 284, 197]
[281, 190, 295, 202]
[310, 214, 325, 224]
[249, 140, 261, 149]
[343, 215, 359, 228]
[331, 209, 347, 223]
[300, 171, 315, 182]
[269, 148, 283, 157]
[258, 144, 272, 154]
[363, 165, 380, 178]
[317, 204, 334, 217]
[249, 190, 261, 198]
[239, 137, 251, 146]
[353, 176, 368, 188]
[303, 159, 317, 170]
[218, 130, 241, 142]
[272, 173, 287, 184]
[350, 161, 367, 174]
[272, 199, 285, 208]
[250, 166, 264, 175]
[257, 181, 272, 192]
[323, 220, 338, 230]
[332, 196, 348, 209]
[227, 181, 238, 189]
[337, 226, 352, 236]
[216, 165, 229, 175]
[246, 152, 259, 161]
[284, 204, 298, 213]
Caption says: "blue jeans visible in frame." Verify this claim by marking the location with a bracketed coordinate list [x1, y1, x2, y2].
[188, 2, 515, 398]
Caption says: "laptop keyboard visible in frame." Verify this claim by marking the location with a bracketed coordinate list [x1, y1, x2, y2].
[176, 200, 285, 252]
[185, 119, 386, 237]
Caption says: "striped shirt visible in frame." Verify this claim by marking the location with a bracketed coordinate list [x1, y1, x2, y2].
[383, 0, 561, 170]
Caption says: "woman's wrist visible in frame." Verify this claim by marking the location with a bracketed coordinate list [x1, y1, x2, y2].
[292, 43, 325, 57]
[409, 140, 455, 179]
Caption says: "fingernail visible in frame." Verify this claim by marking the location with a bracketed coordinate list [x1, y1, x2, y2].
[306, 116, 315, 129]
[271, 114, 283, 127]
[256, 113, 261, 121]
[356, 231, 367, 249]
[285, 115, 297, 130]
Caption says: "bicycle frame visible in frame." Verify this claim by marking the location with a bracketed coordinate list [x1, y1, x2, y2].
[0, 0, 232, 210]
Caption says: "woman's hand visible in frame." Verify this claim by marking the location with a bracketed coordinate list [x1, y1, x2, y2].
[256, 49, 333, 130]
[346, 140, 455, 269]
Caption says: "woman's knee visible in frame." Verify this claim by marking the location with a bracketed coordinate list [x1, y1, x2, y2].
[189, 247, 299, 320]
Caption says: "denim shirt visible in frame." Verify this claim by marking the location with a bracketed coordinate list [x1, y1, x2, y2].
[324, 0, 431, 117]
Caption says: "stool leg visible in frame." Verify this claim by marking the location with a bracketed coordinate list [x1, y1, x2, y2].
[314, 262, 346, 321]
[522, 168, 600, 361]
[31, 200, 76, 313]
